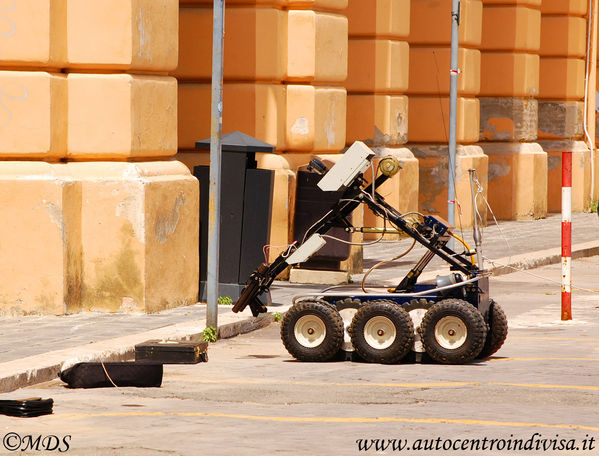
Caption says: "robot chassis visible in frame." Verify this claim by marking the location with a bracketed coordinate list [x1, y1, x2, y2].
[233, 142, 508, 365]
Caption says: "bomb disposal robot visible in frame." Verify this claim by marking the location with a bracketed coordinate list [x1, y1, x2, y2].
[233, 142, 507, 364]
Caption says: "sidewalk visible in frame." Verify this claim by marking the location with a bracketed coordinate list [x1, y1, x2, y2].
[1, 212, 598, 393]
[357, 211, 599, 285]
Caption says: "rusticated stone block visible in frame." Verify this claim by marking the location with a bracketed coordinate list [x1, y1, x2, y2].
[0, 0, 66, 67]
[346, 94, 408, 146]
[286, 85, 347, 152]
[179, 0, 348, 9]
[347, 0, 410, 39]
[176, 7, 286, 82]
[68, 74, 177, 159]
[541, 0, 586, 15]
[480, 52, 539, 97]
[408, 144, 488, 227]
[64, 161, 199, 313]
[537, 140, 590, 213]
[540, 16, 586, 58]
[539, 57, 585, 100]
[0, 71, 66, 159]
[479, 97, 538, 142]
[287, 10, 348, 83]
[480, 142, 547, 220]
[410, 0, 482, 47]
[346, 39, 409, 93]
[537, 101, 583, 140]
[409, 96, 480, 143]
[178, 83, 285, 151]
[408, 47, 481, 97]
[67, 0, 178, 71]
[481, 6, 541, 52]
[0, 162, 80, 316]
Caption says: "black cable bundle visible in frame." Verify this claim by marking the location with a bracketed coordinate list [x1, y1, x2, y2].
[0, 398, 53, 418]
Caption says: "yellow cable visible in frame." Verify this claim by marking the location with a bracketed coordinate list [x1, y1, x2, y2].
[448, 231, 476, 265]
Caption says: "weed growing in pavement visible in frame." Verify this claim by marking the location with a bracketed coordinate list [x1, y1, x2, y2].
[218, 296, 233, 305]
[202, 326, 218, 342]
[591, 199, 599, 214]
[273, 312, 282, 322]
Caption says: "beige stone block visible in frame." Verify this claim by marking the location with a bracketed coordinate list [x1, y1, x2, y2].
[287, 10, 348, 82]
[286, 85, 346, 152]
[175, 8, 286, 81]
[538, 140, 590, 213]
[481, 6, 541, 51]
[481, 142, 547, 220]
[0, 0, 66, 67]
[0, 162, 80, 316]
[363, 147, 418, 239]
[480, 52, 539, 97]
[346, 39, 409, 93]
[66, 161, 198, 313]
[408, 47, 481, 96]
[67, 0, 177, 71]
[289, 268, 349, 284]
[539, 57, 585, 100]
[347, 0, 410, 38]
[68, 74, 177, 159]
[410, 0, 482, 47]
[408, 96, 480, 144]
[178, 83, 286, 150]
[410, 145, 488, 228]
[346, 94, 408, 146]
[0, 71, 66, 158]
[541, 0, 586, 15]
[540, 16, 586, 58]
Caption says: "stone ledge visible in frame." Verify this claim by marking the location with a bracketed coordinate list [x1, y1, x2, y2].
[289, 268, 349, 285]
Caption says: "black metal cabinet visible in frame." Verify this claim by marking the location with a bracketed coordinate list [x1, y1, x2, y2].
[195, 132, 275, 301]
[293, 170, 351, 271]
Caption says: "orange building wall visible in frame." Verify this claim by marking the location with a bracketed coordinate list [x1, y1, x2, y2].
[345, 0, 410, 147]
[479, 0, 547, 220]
[407, 0, 487, 227]
[175, 1, 353, 275]
[538, 0, 590, 213]
[0, 0, 199, 315]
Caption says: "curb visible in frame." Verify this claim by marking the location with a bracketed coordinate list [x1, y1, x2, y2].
[0, 312, 272, 394]
[486, 240, 599, 276]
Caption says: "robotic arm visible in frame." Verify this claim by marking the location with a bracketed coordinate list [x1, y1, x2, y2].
[232, 142, 479, 316]
[232, 142, 379, 316]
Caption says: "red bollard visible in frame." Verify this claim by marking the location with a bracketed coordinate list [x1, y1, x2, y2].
[561, 151, 572, 321]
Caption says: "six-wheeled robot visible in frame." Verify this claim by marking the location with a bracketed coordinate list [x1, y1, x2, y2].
[233, 142, 508, 365]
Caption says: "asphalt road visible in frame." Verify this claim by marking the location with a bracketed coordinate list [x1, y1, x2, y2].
[2, 258, 599, 455]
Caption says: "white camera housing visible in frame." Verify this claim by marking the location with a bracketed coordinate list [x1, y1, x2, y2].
[285, 234, 327, 265]
[317, 141, 375, 192]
